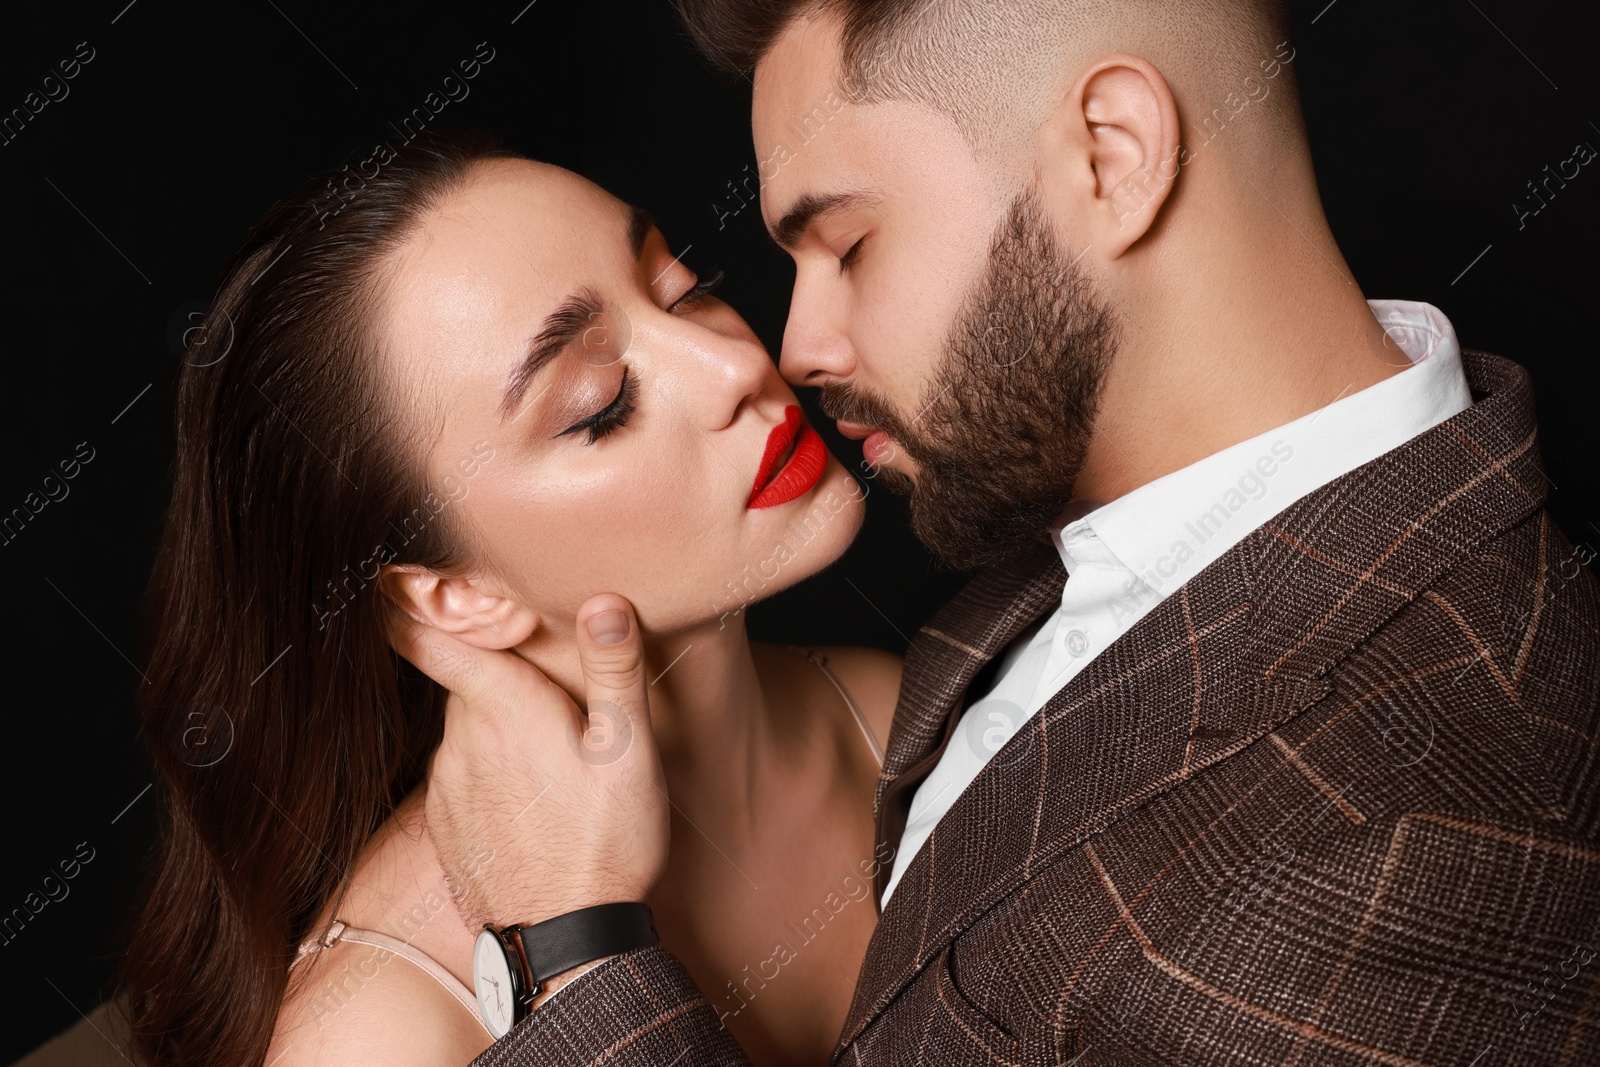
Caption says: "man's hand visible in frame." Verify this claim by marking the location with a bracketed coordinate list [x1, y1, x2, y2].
[388, 594, 669, 929]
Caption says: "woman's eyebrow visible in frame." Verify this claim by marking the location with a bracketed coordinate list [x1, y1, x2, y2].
[498, 287, 604, 421]
[498, 205, 652, 422]
[627, 203, 654, 260]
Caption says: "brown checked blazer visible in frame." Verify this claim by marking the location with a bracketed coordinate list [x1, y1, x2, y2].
[474, 351, 1600, 1066]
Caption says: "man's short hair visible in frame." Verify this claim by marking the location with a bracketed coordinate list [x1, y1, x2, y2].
[679, 0, 1300, 159]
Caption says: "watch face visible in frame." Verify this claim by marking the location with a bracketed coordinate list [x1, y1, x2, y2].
[473, 929, 517, 1039]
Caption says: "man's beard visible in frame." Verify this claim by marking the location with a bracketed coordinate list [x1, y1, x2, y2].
[820, 185, 1120, 570]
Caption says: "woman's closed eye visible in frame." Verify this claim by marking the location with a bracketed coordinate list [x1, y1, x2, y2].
[668, 267, 725, 312]
[556, 367, 638, 445]
[553, 269, 725, 445]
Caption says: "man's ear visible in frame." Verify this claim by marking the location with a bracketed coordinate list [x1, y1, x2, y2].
[379, 564, 538, 651]
[1037, 53, 1181, 258]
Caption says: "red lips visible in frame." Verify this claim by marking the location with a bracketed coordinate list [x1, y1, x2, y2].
[748, 404, 827, 510]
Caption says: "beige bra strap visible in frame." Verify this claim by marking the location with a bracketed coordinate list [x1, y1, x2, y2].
[789, 645, 885, 767]
[294, 919, 490, 1037]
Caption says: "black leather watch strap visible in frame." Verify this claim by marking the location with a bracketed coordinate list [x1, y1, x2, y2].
[511, 902, 659, 985]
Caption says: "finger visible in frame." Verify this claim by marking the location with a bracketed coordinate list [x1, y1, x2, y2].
[385, 606, 491, 699]
[385, 605, 562, 721]
[573, 594, 652, 766]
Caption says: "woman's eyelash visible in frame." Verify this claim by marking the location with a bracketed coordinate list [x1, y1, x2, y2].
[838, 236, 866, 274]
[669, 267, 725, 311]
[547, 266, 722, 446]
[556, 367, 638, 445]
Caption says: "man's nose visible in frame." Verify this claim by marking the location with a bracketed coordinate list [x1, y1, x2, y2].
[778, 276, 855, 388]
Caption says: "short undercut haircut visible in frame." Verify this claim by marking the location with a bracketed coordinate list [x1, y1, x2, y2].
[679, 0, 1302, 161]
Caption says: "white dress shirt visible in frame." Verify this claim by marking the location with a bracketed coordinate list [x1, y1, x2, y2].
[881, 299, 1474, 904]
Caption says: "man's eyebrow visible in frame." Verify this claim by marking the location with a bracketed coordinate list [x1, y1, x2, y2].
[770, 191, 875, 249]
[499, 287, 604, 421]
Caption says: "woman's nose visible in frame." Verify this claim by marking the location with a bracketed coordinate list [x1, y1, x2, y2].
[674, 329, 772, 432]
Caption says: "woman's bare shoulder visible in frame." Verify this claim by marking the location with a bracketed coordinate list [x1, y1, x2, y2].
[794, 644, 904, 754]
[267, 941, 488, 1067]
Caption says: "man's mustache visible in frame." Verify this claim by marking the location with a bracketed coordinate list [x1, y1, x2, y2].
[817, 381, 913, 444]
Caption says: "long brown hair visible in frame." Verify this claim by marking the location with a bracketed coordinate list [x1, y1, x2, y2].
[121, 129, 519, 1066]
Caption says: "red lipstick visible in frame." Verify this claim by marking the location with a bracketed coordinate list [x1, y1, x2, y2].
[748, 405, 827, 510]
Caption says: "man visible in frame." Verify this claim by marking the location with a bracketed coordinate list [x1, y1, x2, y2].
[420, 1, 1600, 1062]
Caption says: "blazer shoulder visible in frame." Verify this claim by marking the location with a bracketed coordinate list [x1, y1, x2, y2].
[1325, 506, 1600, 828]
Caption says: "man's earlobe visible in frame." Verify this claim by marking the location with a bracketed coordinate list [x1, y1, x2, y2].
[378, 564, 537, 650]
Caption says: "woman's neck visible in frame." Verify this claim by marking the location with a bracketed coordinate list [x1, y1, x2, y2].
[516, 615, 779, 838]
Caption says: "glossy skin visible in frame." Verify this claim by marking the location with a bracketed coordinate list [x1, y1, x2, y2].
[266, 160, 903, 1067]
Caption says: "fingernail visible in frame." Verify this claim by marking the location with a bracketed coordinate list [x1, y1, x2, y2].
[586, 609, 629, 645]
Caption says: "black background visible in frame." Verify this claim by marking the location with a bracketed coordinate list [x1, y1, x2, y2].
[0, 0, 1595, 1060]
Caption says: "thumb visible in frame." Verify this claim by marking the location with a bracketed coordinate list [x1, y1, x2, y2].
[573, 594, 651, 766]
[386, 604, 491, 701]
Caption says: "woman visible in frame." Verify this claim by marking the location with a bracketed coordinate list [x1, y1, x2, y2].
[120, 130, 903, 1067]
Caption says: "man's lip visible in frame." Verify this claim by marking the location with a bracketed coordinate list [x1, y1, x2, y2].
[833, 419, 878, 441]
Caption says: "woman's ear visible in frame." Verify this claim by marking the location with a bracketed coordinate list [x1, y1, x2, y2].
[379, 564, 538, 650]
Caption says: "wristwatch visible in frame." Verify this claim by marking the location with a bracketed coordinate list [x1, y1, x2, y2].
[471, 902, 660, 1038]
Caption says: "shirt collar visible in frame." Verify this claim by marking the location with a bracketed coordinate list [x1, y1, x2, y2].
[1052, 299, 1472, 593]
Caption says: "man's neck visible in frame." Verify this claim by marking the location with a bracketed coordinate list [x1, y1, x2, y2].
[1073, 253, 1404, 505]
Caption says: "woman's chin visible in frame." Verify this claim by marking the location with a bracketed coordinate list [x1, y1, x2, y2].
[694, 460, 861, 621]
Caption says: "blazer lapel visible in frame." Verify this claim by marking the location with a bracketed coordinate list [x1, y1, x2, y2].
[840, 350, 1549, 1052]
[846, 543, 1330, 1048]
[871, 538, 1067, 900]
